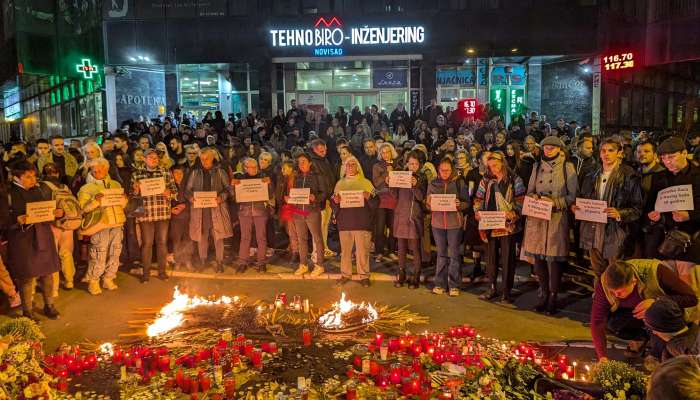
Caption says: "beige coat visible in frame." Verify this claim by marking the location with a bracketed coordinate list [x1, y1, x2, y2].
[521, 154, 577, 261]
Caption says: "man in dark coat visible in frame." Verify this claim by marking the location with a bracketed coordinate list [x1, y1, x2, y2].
[310, 139, 338, 258]
[646, 137, 700, 262]
[3, 161, 61, 320]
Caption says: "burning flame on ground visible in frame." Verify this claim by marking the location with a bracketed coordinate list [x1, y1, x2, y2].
[318, 292, 379, 329]
[146, 287, 239, 337]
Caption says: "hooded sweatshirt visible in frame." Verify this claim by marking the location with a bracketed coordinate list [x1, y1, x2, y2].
[331, 157, 379, 231]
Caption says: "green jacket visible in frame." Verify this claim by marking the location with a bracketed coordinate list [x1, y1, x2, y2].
[38, 152, 79, 178]
[77, 175, 126, 232]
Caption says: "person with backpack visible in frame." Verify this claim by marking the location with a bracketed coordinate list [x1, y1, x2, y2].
[77, 158, 127, 295]
[521, 136, 578, 315]
[39, 163, 82, 296]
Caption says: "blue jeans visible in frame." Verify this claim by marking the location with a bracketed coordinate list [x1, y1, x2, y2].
[432, 227, 462, 290]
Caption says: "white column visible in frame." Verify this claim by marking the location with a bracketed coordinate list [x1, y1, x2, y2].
[104, 66, 118, 132]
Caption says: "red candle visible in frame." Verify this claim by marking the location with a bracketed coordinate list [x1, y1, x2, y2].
[159, 356, 171, 372]
[224, 378, 236, 397]
[302, 329, 312, 346]
[190, 377, 199, 393]
[346, 383, 357, 400]
[268, 342, 278, 354]
[244, 340, 254, 358]
[251, 349, 262, 369]
[57, 377, 68, 392]
[200, 375, 212, 392]
[374, 333, 383, 347]
[369, 360, 379, 376]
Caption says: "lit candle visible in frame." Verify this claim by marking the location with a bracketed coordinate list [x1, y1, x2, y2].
[303, 298, 310, 313]
[380, 343, 388, 360]
[302, 328, 312, 346]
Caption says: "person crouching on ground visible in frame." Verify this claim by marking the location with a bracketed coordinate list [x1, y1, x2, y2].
[185, 147, 233, 273]
[591, 259, 698, 361]
[232, 157, 273, 273]
[644, 297, 700, 362]
[331, 156, 378, 287]
[3, 161, 61, 320]
[77, 158, 127, 295]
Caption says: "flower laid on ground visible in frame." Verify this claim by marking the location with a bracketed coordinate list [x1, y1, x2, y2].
[0, 318, 53, 400]
[590, 360, 647, 399]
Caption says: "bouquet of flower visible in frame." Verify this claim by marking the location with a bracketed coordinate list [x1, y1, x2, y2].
[0, 318, 53, 400]
[590, 360, 647, 399]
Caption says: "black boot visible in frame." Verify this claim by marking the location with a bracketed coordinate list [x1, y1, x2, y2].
[394, 268, 406, 288]
[535, 291, 549, 313]
[546, 292, 558, 315]
[408, 271, 421, 289]
[43, 304, 60, 320]
[479, 285, 498, 300]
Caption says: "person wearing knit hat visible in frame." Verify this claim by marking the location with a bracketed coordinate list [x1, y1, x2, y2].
[645, 298, 700, 362]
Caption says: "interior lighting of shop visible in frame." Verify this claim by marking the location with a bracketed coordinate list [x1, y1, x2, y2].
[467, 48, 475, 54]
[511, 48, 519, 53]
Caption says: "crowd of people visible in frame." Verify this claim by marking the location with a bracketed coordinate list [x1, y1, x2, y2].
[1, 98, 700, 379]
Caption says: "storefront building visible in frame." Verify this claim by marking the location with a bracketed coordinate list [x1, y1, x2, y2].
[99, 0, 604, 131]
[0, 1, 104, 141]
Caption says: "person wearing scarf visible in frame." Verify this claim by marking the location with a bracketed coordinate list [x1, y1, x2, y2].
[331, 157, 379, 287]
[474, 151, 526, 303]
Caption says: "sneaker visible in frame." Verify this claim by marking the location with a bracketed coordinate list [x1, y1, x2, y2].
[449, 288, 460, 297]
[324, 248, 337, 258]
[158, 272, 170, 281]
[102, 278, 118, 291]
[9, 293, 21, 308]
[294, 264, 309, 276]
[88, 280, 102, 295]
[256, 264, 267, 273]
[23, 310, 39, 322]
[432, 287, 445, 295]
[360, 278, 370, 287]
[63, 281, 74, 290]
[43, 304, 60, 320]
[309, 265, 325, 277]
[336, 276, 351, 286]
[266, 248, 275, 258]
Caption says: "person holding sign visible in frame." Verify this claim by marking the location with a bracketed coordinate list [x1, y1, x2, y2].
[426, 158, 469, 297]
[289, 153, 328, 277]
[521, 136, 577, 315]
[186, 148, 234, 273]
[645, 137, 700, 262]
[372, 143, 399, 263]
[473, 151, 526, 303]
[4, 161, 61, 321]
[131, 148, 178, 282]
[77, 158, 127, 295]
[331, 157, 379, 287]
[574, 138, 643, 277]
[274, 160, 300, 263]
[231, 158, 272, 273]
[390, 151, 427, 289]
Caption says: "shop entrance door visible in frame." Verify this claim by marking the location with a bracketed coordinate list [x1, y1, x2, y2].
[354, 93, 378, 111]
[326, 92, 379, 113]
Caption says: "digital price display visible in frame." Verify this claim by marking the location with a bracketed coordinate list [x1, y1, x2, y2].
[458, 98, 478, 116]
[603, 52, 636, 71]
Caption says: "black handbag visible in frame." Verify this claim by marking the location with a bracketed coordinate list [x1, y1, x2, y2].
[658, 229, 692, 259]
[125, 197, 146, 218]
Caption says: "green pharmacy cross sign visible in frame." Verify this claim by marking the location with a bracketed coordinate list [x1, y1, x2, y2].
[76, 58, 98, 79]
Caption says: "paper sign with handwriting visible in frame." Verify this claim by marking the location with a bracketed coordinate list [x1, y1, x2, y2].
[101, 188, 125, 207]
[139, 177, 166, 197]
[26, 200, 56, 224]
[235, 179, 268, 202]
[193, 191, 218, 208]
[340, 191, 365, 208]
[575, 198, 608, 223]
[478, 211, 507, 230]
[288, 188, 310, 205]
[388, 171, 413, 188]
[430, 194, 457, 212]
[522, 196, 553, 221]
[655, 184, 694, 213]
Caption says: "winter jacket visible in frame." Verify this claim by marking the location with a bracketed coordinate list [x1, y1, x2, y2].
[232, 173, 273, 218]
[291, 170, 327, 213]
[77, 175, 127, 231]
[426, 175, 469, 230]
[578, 164, 643, 258]
[522, 155, 578, 260]
[185, 165, 233, 242]
[330, 193, 379, 231]
[391, 171, 427, 239]
[310, 152, 336, 203]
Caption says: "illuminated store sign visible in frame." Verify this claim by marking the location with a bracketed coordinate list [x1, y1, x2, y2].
[269, 16, 425, 56]
[602, 51, 636, 71]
